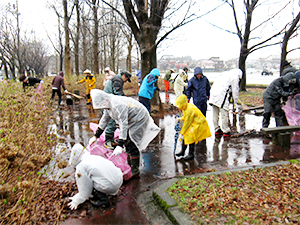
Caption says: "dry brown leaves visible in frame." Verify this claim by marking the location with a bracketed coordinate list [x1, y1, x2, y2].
[168, 161, 300, 224]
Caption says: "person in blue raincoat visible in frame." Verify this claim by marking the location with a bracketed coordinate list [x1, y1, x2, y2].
[138, 68, 160, 113]
[186, 67, 210, 117]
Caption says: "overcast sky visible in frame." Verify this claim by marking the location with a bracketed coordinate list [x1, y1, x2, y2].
[2, 0, 300, 61]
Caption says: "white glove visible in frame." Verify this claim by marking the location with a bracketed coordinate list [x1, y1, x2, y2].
[68, 197, 79, 210]
[112, 146, 123, 156]
[40, 80, 44, 84]
[179, 134, 184, 142]
[65, 90, 68, 93]
[76, 82, 78, 84]
[89, 136, 97, 146]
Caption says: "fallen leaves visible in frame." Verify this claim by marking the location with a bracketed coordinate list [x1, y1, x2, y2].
[167, 161, 300, 224]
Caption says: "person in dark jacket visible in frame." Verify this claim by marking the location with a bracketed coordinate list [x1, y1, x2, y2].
[186, 67, 210, 117]
[19, 74, 43, 92]
[281, 60, 297, 76]
[262, 72, 297, 128]
[51, 71, 68, 106]
[102, 71, 132, 149]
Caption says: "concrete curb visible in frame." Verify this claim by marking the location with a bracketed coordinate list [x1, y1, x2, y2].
[151, 160, 292, 225]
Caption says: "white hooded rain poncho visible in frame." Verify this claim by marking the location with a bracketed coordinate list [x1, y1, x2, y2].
[174, 69, 188, 98]
[91, 89, 161, 150]
[68, 143, 123, 210]
[209, 68, 242, 111]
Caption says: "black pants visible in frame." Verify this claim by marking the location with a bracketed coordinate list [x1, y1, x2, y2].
[124, 138, 140, 158]
[139, 96, 151, 113]
[51, 89, 62, 105]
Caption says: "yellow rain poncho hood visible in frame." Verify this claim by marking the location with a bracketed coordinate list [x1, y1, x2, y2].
[176, 94, 211, 145]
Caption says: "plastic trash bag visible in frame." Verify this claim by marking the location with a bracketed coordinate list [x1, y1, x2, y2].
[88, 122, 132, 180]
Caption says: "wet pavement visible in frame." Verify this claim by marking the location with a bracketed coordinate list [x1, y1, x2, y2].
[50, 92, 300, 224]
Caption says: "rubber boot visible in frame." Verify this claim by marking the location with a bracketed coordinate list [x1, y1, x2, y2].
[183, 143, 195, 160]
[131, 156, 140, 177]
[104, 133, 115, 150]
[90, 189, 110, 208]
[175, 142, 187, 157]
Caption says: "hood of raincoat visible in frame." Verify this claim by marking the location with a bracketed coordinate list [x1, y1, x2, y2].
[194, 67, 203, 76]
[91, 89, 111, 109]
[176, 94, 188, 110]
[230, 68, 242, 80]
[178, 69, 186, 77]
[68, 143, 90, 167]
[282, 72, 296, 86]
[150, 68, 160, 77]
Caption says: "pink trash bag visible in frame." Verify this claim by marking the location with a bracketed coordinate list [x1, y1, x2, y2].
[29, 83, 45, 111]
[87, 122, 132, 180]
[282, 94, 300, 135]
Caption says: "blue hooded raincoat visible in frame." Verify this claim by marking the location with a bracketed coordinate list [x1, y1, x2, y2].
[138, 68, 160, 100]
[186, 67, 210, 116]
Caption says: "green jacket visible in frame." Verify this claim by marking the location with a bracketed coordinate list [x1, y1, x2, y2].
[103, 74, 125, 96]
[164, 70, 172, 81]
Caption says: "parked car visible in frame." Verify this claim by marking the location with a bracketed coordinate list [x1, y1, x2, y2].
[261, 69, 273, 76]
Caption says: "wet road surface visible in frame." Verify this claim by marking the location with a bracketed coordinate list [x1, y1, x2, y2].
[51, 93, 300, 224]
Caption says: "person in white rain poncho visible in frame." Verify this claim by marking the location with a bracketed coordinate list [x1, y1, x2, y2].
[68, 144, 123, 210]
[89, 89, 161, 177]
[174, 69, 188, 98]
[208, 68, 242, 137]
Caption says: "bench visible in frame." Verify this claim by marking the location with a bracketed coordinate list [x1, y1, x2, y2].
[261, 125, 300, 147]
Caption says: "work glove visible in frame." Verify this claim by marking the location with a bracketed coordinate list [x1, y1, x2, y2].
[175, 117, 182, 123]
[178, 134, 184, 142]
[112, 146, 123, 156]
[65, 90, 68, 94]
[68, 197, 79, 210]
[89, 136, 97, 146]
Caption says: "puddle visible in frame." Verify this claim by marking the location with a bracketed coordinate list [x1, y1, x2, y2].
[47, 93, 300, 224]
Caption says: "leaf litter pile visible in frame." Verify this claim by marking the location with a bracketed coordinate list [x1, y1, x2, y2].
[168, 161, 300, 224]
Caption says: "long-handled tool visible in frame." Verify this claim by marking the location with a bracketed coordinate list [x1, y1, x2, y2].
[238, 98, 249, 111]
[68, 92, 84, 99]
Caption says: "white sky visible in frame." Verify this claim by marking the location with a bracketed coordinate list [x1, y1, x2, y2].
[2, 0, 300, 61]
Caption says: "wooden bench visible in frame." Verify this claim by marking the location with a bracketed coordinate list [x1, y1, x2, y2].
[261, 125, 300, 147]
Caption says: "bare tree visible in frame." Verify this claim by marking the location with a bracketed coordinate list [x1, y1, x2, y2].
[280, 11, 300, 75]
[74, 0, 81, 75]
[225, 0, 290, 91]
[63, 0, 74, 76]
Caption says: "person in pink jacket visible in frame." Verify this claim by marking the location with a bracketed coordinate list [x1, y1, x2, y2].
[103, 67, 116, 87]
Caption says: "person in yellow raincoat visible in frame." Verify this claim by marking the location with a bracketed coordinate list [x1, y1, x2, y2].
[77, 69, 96, 104]
[175, 94, 211, 160]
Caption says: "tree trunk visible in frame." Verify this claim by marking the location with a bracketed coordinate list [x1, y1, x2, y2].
[63, 0, 71, 77]
[92, 0, 99, 75]
[74, 0, 80, 75]
[82, 15, 87, 71]
[238, 45, 248, 91]
[280, 11, 300, 76]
